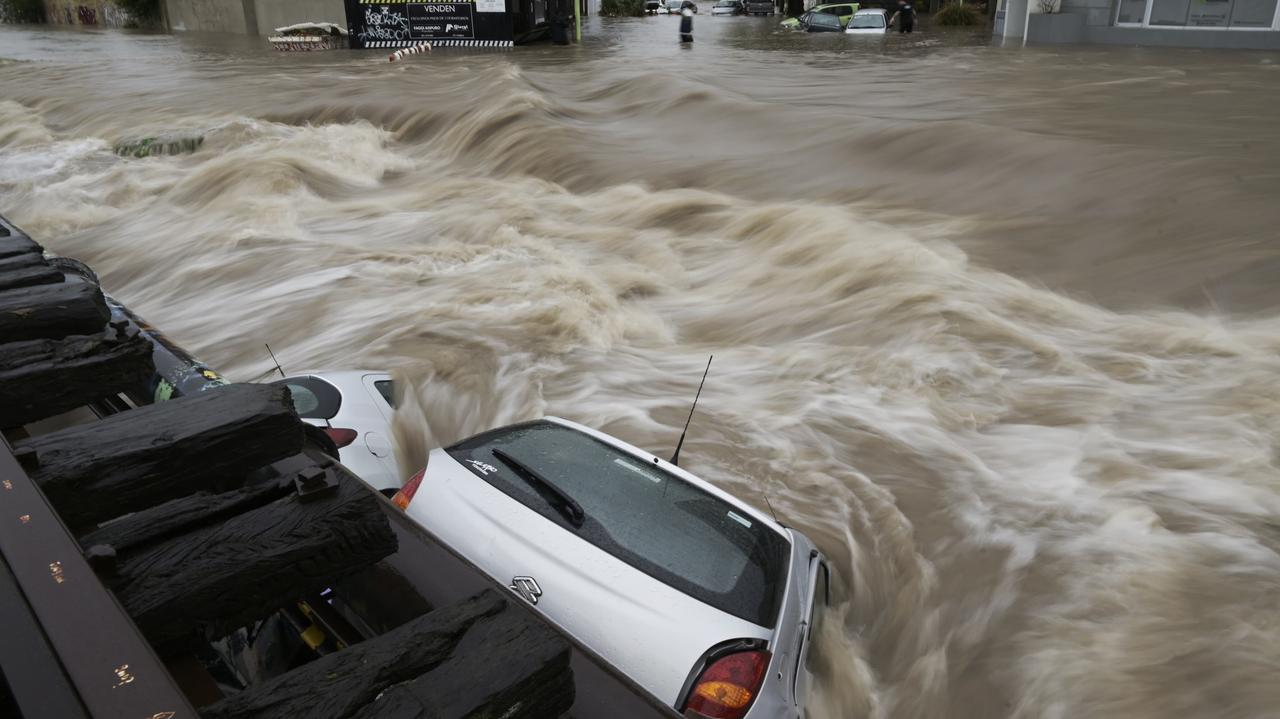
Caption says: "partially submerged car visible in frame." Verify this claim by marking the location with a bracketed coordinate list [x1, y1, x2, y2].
[745, 0, 776, 14]
[664, 0, 700, 13]
[712, 0, 748, 14]
[273, 371, 402, 493]
[780, 1, 856, 27]
[795, 8, 845, 29]
[844, 6, 887, 30]
[393, 417, 831, 719]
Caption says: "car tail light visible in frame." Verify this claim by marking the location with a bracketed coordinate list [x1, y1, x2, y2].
[682, 650, 770, 719]
[391, 468, 426, 510]
[323, 427, 358, 448]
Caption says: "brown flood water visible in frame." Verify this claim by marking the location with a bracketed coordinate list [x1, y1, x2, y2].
[2, 18, 1279, 719]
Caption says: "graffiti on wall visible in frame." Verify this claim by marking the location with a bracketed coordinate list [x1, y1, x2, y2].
[101, 2, 126, 24]
[44, 0, 133, 26]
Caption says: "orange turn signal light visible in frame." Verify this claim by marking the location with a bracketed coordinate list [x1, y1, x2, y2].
[694, 681, 753, 709]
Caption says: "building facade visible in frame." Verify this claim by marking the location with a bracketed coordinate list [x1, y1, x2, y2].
[995, 0, 1280, 48]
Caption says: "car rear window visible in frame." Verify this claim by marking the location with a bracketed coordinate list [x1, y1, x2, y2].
[373, 379, 396, 408]
[446, 420, 790, 628]
[273, 376, 342, 420]
[850, 12, 883, 26]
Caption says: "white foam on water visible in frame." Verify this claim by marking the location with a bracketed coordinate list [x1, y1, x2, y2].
[2, 42, 1279, 719]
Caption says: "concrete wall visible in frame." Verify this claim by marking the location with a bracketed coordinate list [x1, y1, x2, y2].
[164, 0, 252, 32]
[1086, 24, 1280, 46]
[253, 0, 345, 35]
[43, 0, 132, 26]
[1027, 10, 1085, 38]
[165, 0, 343, 33]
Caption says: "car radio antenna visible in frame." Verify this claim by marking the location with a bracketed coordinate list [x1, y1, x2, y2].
[265, 343, 287, 380]
[762, 492, 781, 525]
[670, 354, 713, 466]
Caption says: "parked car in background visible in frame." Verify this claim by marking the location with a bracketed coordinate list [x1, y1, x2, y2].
[745, 0, 776, 14]
[393, 417, 831, 719]
[712, 0, 748, 14]
[273, 371, 402, 493]
[844, 7, 888, 31]
[645, 0, 664, 13]
[665, 0, 699, 13]
[796, 8, 845, 29]
[780, 1, 856, 26]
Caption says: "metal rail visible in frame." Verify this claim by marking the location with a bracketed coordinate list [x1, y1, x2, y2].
[0, 439, 197, 719]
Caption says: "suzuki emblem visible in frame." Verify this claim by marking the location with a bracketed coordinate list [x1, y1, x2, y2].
[510, 576, 542, 605]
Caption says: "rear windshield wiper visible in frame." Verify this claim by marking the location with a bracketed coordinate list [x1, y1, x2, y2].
[491, 448, 586, 527]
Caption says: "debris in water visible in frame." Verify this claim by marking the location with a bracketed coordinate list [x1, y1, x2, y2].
[389, 43, 433, 62]
[268, 22, 349, 51]
[113, 134, 204, 158]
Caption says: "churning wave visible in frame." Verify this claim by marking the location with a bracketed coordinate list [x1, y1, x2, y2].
[2, 30, 1279, 719]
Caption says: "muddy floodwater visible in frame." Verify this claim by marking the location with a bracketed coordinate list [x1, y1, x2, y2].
[2, 17, 1280, 719]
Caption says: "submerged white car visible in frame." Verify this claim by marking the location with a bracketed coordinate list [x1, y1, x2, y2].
[394, 417, 831, 718]
[844, 7, 889, 32]
[273, 371, 402, 493]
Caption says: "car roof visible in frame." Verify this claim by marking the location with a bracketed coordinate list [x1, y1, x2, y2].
[291, 369, 388, 381]
[855, 7, 886, 12]
[542, 416, 790, 540]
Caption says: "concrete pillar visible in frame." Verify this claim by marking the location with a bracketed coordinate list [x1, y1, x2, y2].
[241, 0, 258, 33]
[996, 0, 1028, 39]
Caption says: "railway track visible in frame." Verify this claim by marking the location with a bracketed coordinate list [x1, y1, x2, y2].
[0, 214, 678, 719]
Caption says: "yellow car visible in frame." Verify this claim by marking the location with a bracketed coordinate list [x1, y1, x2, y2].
[780, 1, 858, 27]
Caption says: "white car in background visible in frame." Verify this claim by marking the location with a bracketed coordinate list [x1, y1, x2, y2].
[844, 7, 889, 32]
[711, 0, 748, 13]
[663, 0, 699, 13]
[273, 371, 403, 493]
[393, 417, 831, 718]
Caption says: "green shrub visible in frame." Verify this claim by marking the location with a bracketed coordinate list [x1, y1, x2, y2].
[601, 0, 646, 16]
[934, 0, 979, 24]
[0, 0, 46, 23]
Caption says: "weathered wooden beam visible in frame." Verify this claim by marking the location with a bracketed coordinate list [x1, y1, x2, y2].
[0, 281, 111, 343]
[0, 325, 154, 428]
[79, 480, 291, 554]
[0, 252, 47, 273]
[15, 383, 303, 526]
[201, 589, 569, 719]
[351, 598, 575, 719]
[0, 235, 42, 259]
[0, 264, 64, 292]
[108, 462, 398, 648]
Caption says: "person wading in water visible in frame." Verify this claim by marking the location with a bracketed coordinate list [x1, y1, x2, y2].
[889, 0, 916, 32]
[680, 3, 694, 42]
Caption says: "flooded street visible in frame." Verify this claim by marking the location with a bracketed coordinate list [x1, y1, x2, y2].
[3, 18, 1280, 719]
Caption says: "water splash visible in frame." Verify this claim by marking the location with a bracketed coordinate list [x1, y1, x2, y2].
[2, 26, 1279, 719]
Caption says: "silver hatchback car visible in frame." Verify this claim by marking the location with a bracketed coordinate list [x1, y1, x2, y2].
[394, 417, 831, 718]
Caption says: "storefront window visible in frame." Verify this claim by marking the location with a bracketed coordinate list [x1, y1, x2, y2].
[1117, 0, 1148, 22]
[1188, 0, 1232, 24]
[1149, 0, 1191, 23]
[1229, 0, 1278, 24]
